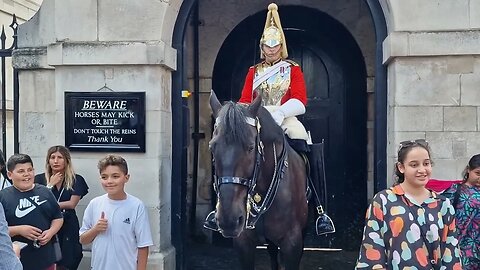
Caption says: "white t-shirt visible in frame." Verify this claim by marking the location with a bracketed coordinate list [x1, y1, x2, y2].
[79, 194, 153, 270]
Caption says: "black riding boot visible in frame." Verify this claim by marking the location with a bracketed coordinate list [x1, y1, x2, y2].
[306, 142, 336, 236]
[203, 210, 220, 231]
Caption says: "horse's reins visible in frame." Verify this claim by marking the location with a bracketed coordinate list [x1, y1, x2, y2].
[246, 136, 288, 229]
[213, 115, 289, 229]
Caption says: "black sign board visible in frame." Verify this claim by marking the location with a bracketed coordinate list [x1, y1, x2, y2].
[65, 92, 146, 152]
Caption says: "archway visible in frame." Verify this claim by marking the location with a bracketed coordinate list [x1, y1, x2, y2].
[213, 5, 367, 250]
[171, 0, 388, 269]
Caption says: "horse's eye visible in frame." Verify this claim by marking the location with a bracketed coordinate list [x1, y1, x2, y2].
[248, 145, 255, 152]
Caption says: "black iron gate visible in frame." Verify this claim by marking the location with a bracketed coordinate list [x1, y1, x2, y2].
[0, 14, 19, 159]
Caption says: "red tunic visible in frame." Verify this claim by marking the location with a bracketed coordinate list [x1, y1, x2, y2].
[238, 63, 307, 105]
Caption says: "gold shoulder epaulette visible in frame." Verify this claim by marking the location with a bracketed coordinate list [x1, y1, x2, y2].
[285, 59, 299, 66]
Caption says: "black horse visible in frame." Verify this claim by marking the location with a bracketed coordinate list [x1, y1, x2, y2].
[209, 91, 308, 270]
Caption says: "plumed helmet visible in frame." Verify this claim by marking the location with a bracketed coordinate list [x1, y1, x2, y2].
[260, 3, 288, 59]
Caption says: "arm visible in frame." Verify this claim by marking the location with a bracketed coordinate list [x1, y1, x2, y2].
[8, 225, 42, 239]
[0, 204, 22, 269]
[285, 66, 307, 105]
[60, 175, 88, 210]
[136, 246, 149, 270]
[134, 203, 153, 268]
[356, 195, 387, 269]
[439, 201, 462, 270]
[79, 226, 101, 245]
[238, 67, 255, 104]
[80, 211, 108, 245]
[38, 218, 63, 246]
[270, 66, 307, 125]
[58, 195, 81, 210]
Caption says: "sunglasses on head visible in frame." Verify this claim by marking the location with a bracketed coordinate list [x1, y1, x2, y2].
[397, 139, 429, 152]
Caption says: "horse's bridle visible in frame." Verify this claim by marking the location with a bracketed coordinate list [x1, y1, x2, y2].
[213, 116, 262, 194]
[213, 115, 289, 229]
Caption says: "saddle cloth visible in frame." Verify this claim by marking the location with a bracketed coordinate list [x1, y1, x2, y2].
[264, 105, 309, 141]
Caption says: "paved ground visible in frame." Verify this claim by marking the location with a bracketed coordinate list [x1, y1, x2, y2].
[186, 240, 358, 270]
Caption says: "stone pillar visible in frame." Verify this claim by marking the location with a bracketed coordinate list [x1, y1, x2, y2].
[13, 0, 178, 269]
[383, 0, 480, 183]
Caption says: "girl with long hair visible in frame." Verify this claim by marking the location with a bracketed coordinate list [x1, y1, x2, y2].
[35, 145, 89, 270]
[356, 139, 462, 269]
[442, 154, 480, 269]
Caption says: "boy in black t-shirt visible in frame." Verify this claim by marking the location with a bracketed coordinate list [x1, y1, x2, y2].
[0, 154, 63, 270]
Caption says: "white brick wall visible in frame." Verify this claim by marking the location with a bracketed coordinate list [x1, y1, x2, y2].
[386, 0, 480, 183]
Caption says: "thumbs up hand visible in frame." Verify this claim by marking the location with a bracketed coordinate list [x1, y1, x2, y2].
[94, 211, 108, 233]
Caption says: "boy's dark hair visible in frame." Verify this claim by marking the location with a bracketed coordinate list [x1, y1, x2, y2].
[98, 154, 128, 174]
[6, 154, 34, 172]
[394, 139, 431, 184]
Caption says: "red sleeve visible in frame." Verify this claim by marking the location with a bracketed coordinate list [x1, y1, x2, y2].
[281, 65, 307, 105]
[238, 67, 255, 104]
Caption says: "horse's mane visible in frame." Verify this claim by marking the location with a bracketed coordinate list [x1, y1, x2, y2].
[216, 102, 252, 149]
[215, 101, 284, 148]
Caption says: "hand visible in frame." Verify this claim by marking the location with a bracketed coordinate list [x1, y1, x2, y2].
[94, 211, 108, 234]
[18, 225, 42, 241]
[37, 229, 54, 246]
[270, 110, 285, 126]
[49, 172, 63, 186]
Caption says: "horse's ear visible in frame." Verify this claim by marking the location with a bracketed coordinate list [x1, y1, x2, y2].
[248, 94, 262, 116]
[210, 90, 222, 117]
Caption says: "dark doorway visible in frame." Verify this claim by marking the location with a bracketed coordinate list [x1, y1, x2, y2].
[212, 5, 367, 249]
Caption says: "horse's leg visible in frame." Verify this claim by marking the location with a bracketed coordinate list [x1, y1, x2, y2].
[266, 239, 279, 270]
[233, 231, 257, 270]
[278, 227, 304, 270]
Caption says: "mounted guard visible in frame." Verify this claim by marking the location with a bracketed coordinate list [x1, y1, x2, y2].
[204, 2, 334, 236]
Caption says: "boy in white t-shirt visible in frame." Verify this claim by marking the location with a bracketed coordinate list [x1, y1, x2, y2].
[79, 155, 153, 270]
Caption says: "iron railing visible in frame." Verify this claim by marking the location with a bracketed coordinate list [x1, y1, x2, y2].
[0, 14, 19, 159]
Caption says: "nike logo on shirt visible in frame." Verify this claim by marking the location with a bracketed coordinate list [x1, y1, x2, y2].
[15, 196, 47, 218]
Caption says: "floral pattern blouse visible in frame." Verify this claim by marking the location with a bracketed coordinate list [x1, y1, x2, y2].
[356, 185, 462, 270]
[443, 183, 480, 266]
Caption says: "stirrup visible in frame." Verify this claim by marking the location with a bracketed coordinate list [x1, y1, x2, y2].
[203, 211, 220, 232]
[315, 206, 336, 236]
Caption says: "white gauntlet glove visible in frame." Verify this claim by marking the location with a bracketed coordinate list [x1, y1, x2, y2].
[270, 98, 306, 126]
[271, 110, 285, 126]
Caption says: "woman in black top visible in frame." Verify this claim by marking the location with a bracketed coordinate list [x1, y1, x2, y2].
[35, 145, 89, 270]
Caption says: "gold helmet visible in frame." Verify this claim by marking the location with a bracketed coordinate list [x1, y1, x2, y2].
[260, 3, 288, 59]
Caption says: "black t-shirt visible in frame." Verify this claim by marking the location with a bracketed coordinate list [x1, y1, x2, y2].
[0, 184, 63, 270]
[35, 173, 89, 268]
[34, 173, 89, 203]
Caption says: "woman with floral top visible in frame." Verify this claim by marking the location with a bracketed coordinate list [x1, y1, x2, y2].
[356, 139, 462, 270]
[442, 154, 480, 270]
